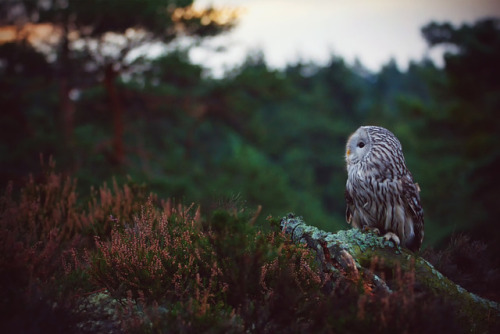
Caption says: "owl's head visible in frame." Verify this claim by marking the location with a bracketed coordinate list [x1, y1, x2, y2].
[346, 125, 403, 167]
[345, 126, 371, 165]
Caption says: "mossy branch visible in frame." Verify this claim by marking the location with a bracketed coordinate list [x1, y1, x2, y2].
[280, 213, 500, 329]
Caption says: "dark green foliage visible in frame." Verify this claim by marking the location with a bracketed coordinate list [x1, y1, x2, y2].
[3, 16, 500, 249]
[3, 18, 500, 243]
[418, 18, 500, 246]
[0, 42, 58, 181]
[423, 233, 500, 302]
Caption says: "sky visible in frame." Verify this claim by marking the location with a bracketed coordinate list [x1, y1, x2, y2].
[190, 0, 500, 76]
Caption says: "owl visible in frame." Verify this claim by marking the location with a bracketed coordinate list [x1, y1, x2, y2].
[345, 126, 424, 251]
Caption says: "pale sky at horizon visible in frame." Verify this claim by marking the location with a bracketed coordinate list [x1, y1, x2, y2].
[190, 0, 500, 76]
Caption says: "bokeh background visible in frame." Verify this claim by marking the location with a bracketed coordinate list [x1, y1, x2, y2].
[1, 0, 500, 250]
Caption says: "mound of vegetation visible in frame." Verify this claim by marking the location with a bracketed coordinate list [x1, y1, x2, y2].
[1, 162, 498, 333]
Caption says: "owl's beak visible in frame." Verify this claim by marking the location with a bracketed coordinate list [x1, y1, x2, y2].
[346, 149, 351, 156]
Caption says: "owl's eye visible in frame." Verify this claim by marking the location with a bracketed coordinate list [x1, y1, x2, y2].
[357, 142, 365, 148]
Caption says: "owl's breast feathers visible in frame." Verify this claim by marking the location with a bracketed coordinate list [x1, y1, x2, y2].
[345, 168, 424, 251]
[345, 188, 354, 224]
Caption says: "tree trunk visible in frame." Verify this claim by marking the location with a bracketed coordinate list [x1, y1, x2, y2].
[103, 64, 124, 165]
[59, 77, 74, 143]
[58, 21, 75, 147]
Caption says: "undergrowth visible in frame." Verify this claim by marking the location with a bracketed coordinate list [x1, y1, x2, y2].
[0, 160, 492, 333]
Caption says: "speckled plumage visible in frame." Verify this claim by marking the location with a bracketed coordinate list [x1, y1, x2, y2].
[345, 126, 424, 251]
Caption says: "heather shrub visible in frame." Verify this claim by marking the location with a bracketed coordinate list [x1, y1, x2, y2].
[87, 200, 329, 332]
[0, 158, 83, 287]
[301, 272, 464, 334]
[423, 233, 500, 302]
[205, 210, 324, 331]
[83, 177, 149, 240]
[0, 158, 86, 331]
[350, 264, 463, 334]
[0, 159, 152, 331]
[106, 207, 466, 333]
[0, 160, 486, 333]
[0, 158, 149, 289]
[89, 198, 217, 304]
[122, 300, 244, 334]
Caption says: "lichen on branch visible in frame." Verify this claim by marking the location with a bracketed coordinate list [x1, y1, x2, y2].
[280, 213, 500, 331]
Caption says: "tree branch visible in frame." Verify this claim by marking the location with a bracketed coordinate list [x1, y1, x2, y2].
[280, 213, 500, 327]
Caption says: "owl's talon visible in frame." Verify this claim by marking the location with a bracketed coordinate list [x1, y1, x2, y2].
[383, 232, 400, 246]
[362, 226, 380, 235]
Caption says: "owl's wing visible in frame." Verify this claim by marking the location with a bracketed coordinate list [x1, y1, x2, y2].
[345, 188, 354, 224]
[402, 176, 424, 251]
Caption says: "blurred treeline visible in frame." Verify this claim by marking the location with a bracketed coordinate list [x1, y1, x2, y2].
[1, 1, 499, 249]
